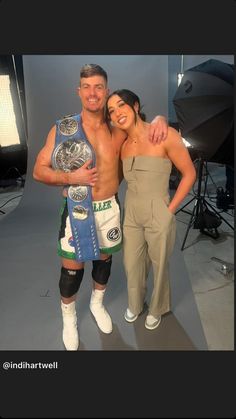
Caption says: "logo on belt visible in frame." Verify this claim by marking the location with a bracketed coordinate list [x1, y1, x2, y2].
[72, 206, 89, 220]
[68, 186, 88, 202]
[59, 117, 78, 136]
[52, 139, 92, 172]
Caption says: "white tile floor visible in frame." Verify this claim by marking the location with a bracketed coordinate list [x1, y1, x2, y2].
[0, 162, 234, 350]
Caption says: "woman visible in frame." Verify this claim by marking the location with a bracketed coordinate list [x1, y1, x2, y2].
[106, 89, 196, 330]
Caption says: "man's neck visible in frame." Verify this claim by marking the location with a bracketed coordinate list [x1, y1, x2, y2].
[81, 109, 105, 129]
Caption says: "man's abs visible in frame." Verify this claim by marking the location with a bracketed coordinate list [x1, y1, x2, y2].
[92, 178, 119, 200]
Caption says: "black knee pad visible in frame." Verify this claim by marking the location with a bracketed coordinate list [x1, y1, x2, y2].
[92, 256, 112, 285]
[59, 267, 84, 298]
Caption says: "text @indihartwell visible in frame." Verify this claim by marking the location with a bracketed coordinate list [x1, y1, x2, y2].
[2, 361, 58, 370]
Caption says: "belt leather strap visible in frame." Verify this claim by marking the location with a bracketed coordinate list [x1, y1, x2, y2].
[52, 113, 100, 262]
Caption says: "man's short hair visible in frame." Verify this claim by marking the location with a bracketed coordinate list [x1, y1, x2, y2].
[80, 64, 108, 83]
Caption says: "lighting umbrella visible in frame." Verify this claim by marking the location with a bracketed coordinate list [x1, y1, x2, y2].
[173, 59, 234, 165]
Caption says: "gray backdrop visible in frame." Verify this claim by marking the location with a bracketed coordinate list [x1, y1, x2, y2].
[23, 54, 168, 213]
[0, 55, 208, 350]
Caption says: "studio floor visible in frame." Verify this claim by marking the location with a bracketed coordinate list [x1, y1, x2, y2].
[0, 162, 234, 351]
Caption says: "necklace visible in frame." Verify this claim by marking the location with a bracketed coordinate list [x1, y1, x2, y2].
[128, 135, 139, 144]
[128, 124, 150, 144]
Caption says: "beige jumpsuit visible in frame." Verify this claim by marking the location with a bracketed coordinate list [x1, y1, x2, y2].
[122, 156, 176, 318]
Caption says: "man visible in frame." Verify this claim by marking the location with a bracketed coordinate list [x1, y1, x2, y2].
[33, 64, 168, 350]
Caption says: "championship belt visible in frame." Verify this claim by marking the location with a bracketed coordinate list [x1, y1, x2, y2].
[52, 114, 100, 262]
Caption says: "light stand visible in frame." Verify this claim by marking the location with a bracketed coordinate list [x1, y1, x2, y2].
[175, 157, 234, 250]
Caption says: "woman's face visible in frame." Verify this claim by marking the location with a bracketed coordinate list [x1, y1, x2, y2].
[107, 94, 138, 130]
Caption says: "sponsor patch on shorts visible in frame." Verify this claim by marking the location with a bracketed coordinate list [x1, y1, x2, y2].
[107, 227, 121, 242]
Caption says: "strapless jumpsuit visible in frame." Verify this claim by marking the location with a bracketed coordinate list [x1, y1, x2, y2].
[122, 156, 176, 318]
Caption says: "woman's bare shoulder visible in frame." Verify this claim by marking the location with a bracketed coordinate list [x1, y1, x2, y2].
[164, 126, 185, 153]
[167, 126, 182, 140]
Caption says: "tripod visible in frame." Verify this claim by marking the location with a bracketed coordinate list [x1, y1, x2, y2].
[175, 157, 234, 250]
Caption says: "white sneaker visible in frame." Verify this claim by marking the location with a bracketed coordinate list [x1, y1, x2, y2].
[124, 308, 138, 323]
[61, 301, 79, 350]
[145, 314, 161, 330]
[90, 289, 113, 334]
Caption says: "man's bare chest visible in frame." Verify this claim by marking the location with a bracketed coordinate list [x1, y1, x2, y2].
[85, 128, 119, 158]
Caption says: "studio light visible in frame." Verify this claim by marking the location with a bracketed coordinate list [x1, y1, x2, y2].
[177, 72, 184, 86]
[181, 137, 191, 147]
[177, 54, 184, 86]
[173, 58, 234, 250]
[0, 74, 20, 147]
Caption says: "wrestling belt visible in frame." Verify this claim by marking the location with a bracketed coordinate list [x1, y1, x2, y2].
[52, 114, 100, 262]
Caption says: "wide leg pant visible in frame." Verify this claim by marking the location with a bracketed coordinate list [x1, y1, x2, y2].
[123, 197, 176, 318]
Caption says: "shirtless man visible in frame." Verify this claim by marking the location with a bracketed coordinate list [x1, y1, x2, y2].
[33, 64, 168, 350]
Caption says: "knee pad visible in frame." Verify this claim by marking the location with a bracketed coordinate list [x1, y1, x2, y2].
[92, 256, 112, 285]
[59, 267, 84, 298]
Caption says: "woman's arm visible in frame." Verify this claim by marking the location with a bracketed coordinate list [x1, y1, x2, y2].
[165, 128, 196, 213]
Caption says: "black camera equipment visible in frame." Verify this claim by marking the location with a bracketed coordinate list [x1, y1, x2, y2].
[173, 59, 234, 250]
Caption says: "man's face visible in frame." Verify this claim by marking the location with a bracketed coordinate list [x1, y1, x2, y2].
[78, 75, 109, 113]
